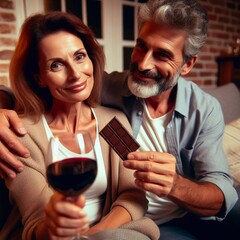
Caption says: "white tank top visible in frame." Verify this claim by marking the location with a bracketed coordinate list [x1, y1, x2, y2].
[42, 108, 107, 225]
[137, 101, 187, 225]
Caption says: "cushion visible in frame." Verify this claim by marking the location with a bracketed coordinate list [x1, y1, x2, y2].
[223, 118, 240, 187]
[205, 83, 240, 124]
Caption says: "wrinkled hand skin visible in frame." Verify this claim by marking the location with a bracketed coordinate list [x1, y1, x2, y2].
[124, 151, 176, 197]
[0, 109, 29, 179]
[124, 151, 224, 216]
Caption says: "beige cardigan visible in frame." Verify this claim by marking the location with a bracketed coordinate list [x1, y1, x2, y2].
[1, 105, 159, 240]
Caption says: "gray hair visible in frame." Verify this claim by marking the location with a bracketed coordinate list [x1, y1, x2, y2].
[138, 0, 208, 62]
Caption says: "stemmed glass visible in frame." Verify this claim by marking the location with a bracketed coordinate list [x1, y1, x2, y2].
[46, 131, 98, 240]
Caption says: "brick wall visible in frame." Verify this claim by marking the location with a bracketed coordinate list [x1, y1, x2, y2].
[0, 0, 240, 88]
[185, 0, 240, 88]
[0, 0, 16, 86]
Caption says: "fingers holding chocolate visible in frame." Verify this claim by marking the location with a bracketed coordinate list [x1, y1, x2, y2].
[124, 151, 177, 197]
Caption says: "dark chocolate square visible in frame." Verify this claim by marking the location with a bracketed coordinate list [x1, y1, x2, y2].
[99, 117, 140, 160]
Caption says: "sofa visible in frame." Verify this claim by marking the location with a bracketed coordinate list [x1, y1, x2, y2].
[205, 83, 240, 188]
[1, 83, 239, 231]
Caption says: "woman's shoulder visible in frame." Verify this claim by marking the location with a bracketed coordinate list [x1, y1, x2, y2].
[93, 105, 131, 131]
[19, 115, 47, 144]
[20, 115, 43, 130]
[93, 105, 126, 118]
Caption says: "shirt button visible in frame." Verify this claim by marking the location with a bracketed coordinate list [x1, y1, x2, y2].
[137, 111, 142, 116]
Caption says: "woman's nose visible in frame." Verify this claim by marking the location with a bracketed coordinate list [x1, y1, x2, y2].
[68, 62, 81, 80]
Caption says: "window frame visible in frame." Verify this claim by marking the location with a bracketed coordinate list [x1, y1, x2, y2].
[16, 0, 143, 72]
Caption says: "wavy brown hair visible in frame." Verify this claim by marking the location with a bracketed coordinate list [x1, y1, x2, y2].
[10, 11, 105, 118]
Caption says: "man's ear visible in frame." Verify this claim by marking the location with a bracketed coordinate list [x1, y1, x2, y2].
[181, 55, 198, 76]
[34, 74, 46, 88]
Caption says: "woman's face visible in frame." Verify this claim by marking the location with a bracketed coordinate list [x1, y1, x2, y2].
[37, 30, 94, 104]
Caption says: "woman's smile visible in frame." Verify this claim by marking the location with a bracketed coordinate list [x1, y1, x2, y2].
[65, 80, 88, 93]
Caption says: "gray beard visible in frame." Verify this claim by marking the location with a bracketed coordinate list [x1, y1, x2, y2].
[128, 68, 182, 98]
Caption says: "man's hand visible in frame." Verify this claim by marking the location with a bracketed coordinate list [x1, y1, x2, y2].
[0, 109, 30, 179]
[124, 151, 224, 216]
[123, 151, 176, 197]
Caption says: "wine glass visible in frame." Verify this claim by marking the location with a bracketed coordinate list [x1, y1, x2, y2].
[46, 131, 98, 239]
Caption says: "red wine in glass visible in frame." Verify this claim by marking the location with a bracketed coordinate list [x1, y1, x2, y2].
[46, 133, 98, 239]
[47, 157, 97, 197]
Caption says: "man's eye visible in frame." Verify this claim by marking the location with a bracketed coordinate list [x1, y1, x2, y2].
[136, 41, 145, 49]
[156, 52, 171, 60]
[50, 62, 64, 72]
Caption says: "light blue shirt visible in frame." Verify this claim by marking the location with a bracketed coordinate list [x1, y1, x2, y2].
[102, 72, 238, 221]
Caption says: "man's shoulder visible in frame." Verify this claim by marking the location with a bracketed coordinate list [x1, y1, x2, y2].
[178, 77, 219, 104]
[176, 77, 222, 118]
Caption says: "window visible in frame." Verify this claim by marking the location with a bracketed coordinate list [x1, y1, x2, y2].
[19, 0, 146, 72]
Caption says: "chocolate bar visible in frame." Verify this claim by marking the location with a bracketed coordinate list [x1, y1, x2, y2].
[99, 117, 140, 160]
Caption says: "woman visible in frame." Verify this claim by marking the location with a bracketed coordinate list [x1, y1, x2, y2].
[0, 12, 158, 240]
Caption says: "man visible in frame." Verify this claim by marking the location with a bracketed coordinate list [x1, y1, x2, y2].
[0, 0, 239, 239]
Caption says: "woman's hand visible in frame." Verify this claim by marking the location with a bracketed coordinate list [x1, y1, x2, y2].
[44, 192, 90, 239]
[0, 109, 30, 179]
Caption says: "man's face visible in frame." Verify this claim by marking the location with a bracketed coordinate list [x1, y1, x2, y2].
[128, 21, 188, 98]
